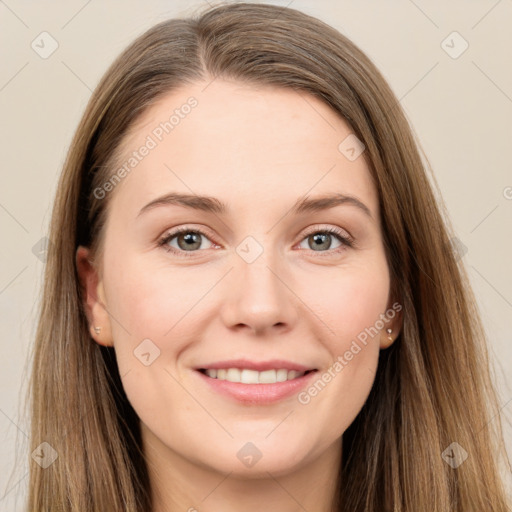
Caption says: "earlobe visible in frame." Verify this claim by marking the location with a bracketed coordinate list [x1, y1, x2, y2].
[380, 327, 397, 349]
[379, 301, 403, 349]
[76, 246, 114, 347]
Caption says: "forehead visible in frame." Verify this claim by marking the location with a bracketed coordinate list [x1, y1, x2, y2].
[108, 79, 378, 221]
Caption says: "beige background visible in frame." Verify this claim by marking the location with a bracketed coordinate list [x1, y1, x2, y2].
[1, 0, 511, 509]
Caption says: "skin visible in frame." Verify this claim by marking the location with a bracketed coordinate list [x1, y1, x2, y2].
[77, 78, 401, 512]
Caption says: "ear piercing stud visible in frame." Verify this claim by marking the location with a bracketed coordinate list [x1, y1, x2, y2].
[93, 326, 102, 335]
[386, 328, 393, 341]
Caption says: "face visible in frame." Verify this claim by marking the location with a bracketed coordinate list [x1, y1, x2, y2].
[77, 79, 401, 478]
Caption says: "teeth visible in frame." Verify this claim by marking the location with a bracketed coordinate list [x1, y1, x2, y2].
[226, 368, 240, 382]
[203, 368, 307, 383]
[276, 369, 288, 382]
[241, 369, 259, 384]
[258, 369, 276, 383]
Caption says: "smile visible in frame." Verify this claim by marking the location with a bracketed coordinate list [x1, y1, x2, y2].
[195, 361, 319, 404]
[199, 368, 316, 384]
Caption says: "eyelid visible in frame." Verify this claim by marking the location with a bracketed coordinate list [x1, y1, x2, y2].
[300, 224, 354, 246]
[157, 224, 219, 255]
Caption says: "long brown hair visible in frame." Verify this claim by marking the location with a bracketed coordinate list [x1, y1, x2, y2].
[28, 2, 511, 510]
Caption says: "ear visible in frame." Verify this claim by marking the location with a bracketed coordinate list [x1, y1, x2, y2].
[379, 299, 403, 350]
[76, 246, 114, 347]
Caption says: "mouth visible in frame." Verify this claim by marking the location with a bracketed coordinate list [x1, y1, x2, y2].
[197, 367, 317, 384]
[194, 360, 319, 404]
[194, 364, 318, 406]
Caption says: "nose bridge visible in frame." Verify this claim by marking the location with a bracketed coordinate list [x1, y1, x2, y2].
[239, 247, 281, 300]
[220, 235, 298, 334]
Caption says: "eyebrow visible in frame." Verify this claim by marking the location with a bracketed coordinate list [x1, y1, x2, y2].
[137, 192, 373, 220]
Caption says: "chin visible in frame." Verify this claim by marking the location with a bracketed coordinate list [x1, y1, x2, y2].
[193, 437, 313, 478]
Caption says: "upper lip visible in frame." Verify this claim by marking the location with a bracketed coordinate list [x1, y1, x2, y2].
[196, 359, 316, 372]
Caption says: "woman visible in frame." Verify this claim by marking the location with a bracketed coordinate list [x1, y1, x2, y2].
[28, 2, 511, 510]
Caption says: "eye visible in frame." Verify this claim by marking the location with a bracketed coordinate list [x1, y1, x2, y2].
[158, 227, 216, 257]
[158, 225, 354, 258]
[297, 226, 354, 255]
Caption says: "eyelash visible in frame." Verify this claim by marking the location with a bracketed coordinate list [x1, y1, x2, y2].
[157, 225, 355, 258]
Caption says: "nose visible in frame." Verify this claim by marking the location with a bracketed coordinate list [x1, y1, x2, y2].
[219, 256, 299, 336]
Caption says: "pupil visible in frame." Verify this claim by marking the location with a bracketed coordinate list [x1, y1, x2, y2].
[311, 233, 330, 250]
[179, 232, 201, 250]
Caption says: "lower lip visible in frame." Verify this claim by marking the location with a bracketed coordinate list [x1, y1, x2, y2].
[195, 370, 318, 404]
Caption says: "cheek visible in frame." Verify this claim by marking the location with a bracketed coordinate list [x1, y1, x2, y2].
[293, 257, 389, 429]
[298, 255, 390, 348]
[332, 274, 389, 343]
[102, 249, 226, 408]
[104, 249, 212, 342]
[102, 253, 207, 436]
